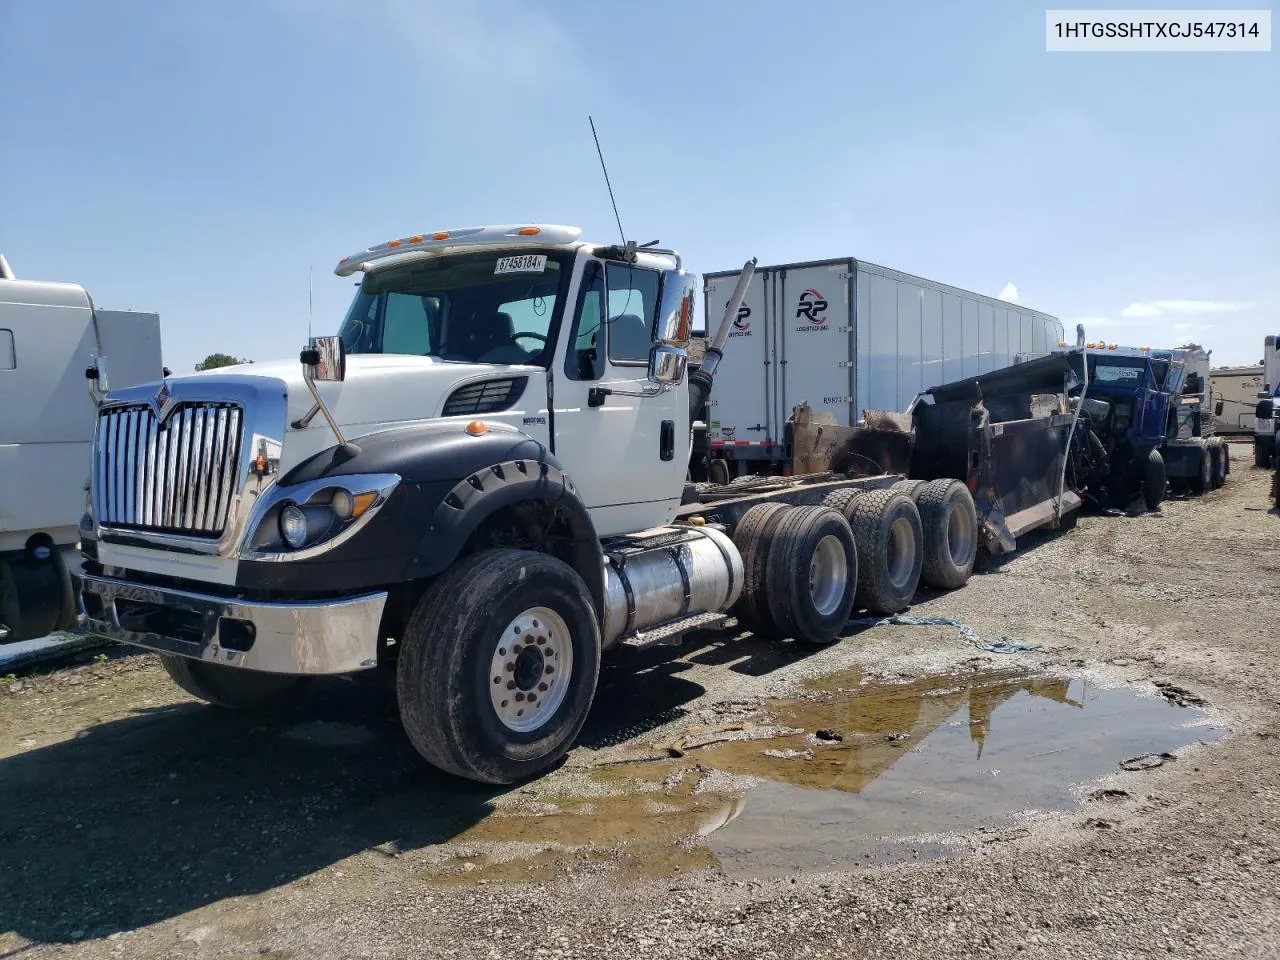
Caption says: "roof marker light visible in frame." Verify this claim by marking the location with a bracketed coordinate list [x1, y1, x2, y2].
[387, 240, 402, 248]
[408, 235, 425, 243]
[1108, 343, 1117, 350]
[516, 226, 541, 236]
[432, 231, 450, 241]
[465, 420, 487, 436]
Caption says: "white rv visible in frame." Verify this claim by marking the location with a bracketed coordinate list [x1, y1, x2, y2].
[1210, 365, 1265, 435]
[0, 255, 163, 644]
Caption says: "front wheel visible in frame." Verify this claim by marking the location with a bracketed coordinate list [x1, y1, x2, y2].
[396, 548, 601, 785]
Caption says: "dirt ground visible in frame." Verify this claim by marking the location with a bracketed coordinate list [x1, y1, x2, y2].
[2, 442, 1278, 960]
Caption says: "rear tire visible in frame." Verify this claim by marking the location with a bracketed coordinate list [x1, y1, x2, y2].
[160, 655, 307, 711]
[1208, 441, 1223, 490]
[396, 548, 601, 785]
[891, 479, 929, 504]
[1189, 444, 1211, 494]
[1143, 448, 1166, 511]
[728, 503, 791, 637]
[1211, 439, 1228, 487]
[821, 487, 863, 519]
[917, 479, 978, 590]
[761, 506, 857, 647]
[709, 458, 731, 487]
[1256, 441, 1272, 469]
[848, 490, 924, 614]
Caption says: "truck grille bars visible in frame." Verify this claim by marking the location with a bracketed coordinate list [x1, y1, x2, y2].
[93, 402, 244, 537]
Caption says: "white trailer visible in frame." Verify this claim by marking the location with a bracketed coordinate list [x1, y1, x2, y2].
[697, 258, 1063, 475]
[0, 255, 163, 644]
[1210, 365, 1264, 435]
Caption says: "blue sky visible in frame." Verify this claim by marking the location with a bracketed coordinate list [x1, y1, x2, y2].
[2, 0, 1276, 371]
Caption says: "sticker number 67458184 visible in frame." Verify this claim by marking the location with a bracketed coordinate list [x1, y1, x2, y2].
[495, 254, 547, 275]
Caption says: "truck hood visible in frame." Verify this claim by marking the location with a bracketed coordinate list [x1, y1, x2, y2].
[191, 354, 532, 422]
[180, 354, 541, 469]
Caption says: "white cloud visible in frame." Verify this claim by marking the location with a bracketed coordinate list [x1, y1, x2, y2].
[1121, 299, 1250, 318]
[997, 282, 1019, 303]
[1119, 302, 1162, 318]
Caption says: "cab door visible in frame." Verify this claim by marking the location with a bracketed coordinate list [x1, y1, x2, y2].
[551, 256, 683, 537]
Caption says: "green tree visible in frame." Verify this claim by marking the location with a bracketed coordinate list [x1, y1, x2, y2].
[194, 352, 250, 371]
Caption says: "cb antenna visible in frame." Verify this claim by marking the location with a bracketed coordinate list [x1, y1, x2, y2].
[308, 266, 314, 341]
[589, 115, 628, 249]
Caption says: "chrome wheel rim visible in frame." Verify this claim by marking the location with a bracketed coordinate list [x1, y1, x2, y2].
[887, 517, 916, 590]
[808, 534, 848, 617]
[947, 504, 974, 567]
[488, 607, 572, 734]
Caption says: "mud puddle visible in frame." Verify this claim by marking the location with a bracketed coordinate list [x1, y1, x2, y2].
[429, 666, 1224, 883]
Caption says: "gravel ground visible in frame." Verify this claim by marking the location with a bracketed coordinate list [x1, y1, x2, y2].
[2, 443, 1278, 959]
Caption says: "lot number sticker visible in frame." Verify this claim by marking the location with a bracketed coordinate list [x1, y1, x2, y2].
[495, 254, 547, 275]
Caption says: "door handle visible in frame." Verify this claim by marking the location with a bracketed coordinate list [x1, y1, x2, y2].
[660, 420, 675, 461]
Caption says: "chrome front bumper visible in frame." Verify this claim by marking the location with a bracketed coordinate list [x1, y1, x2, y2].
[75, 571, 386, 675]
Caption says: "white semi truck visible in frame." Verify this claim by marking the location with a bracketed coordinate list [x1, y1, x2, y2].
[1253, 334, 1279, 468]
[0, 255, 163, 644]
[73, 224, 1096, 785]
[694, 258, 1064, 480]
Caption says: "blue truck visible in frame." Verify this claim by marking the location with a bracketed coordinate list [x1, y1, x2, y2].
[1053, 341, 1228, 510]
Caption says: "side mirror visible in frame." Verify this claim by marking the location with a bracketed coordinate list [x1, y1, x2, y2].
[84, 355, 110, 393]
[655, 269, 698, 347]
[301, 335, 346, 383]
[649, 343, 687, 386]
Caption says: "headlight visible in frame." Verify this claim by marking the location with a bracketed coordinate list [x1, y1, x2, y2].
[240, 473, 400, 560]
[279, 504, 309, 548]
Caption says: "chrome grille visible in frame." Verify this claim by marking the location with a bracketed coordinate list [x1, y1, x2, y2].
[94, 402, 244, 537]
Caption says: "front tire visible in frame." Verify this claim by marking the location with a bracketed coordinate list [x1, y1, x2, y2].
[1143, 448, 1166, 511]
[160, 655, 307, 711]
[396, 548, 601, 785]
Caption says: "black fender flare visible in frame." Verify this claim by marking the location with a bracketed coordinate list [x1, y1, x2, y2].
[405, 458, 605, 624]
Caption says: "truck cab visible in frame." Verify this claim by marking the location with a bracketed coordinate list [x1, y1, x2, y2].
[0, 256, 162, 644]
[1254, 334, 1279, 469]
[75, 224, 740, 783]
[1052, 341, 1226, 508]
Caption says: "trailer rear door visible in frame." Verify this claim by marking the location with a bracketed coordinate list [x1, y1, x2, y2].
[702, 270, 770, 449]
[775, 260, 855, 434]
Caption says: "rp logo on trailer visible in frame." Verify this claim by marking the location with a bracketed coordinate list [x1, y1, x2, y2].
[728, 301, 752, 337]
[795, 289, 829, 330]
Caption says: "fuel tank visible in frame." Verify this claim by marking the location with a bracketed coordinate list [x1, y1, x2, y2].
[600, 525, 743, 648]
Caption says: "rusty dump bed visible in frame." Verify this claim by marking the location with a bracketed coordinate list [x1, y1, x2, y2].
[908, 352, 1083, 552]
[726, 352, 1085, 555]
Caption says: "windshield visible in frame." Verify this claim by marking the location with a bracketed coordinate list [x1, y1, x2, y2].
[338, 250, 570, 365]
[1087, 356, 1149, 386]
